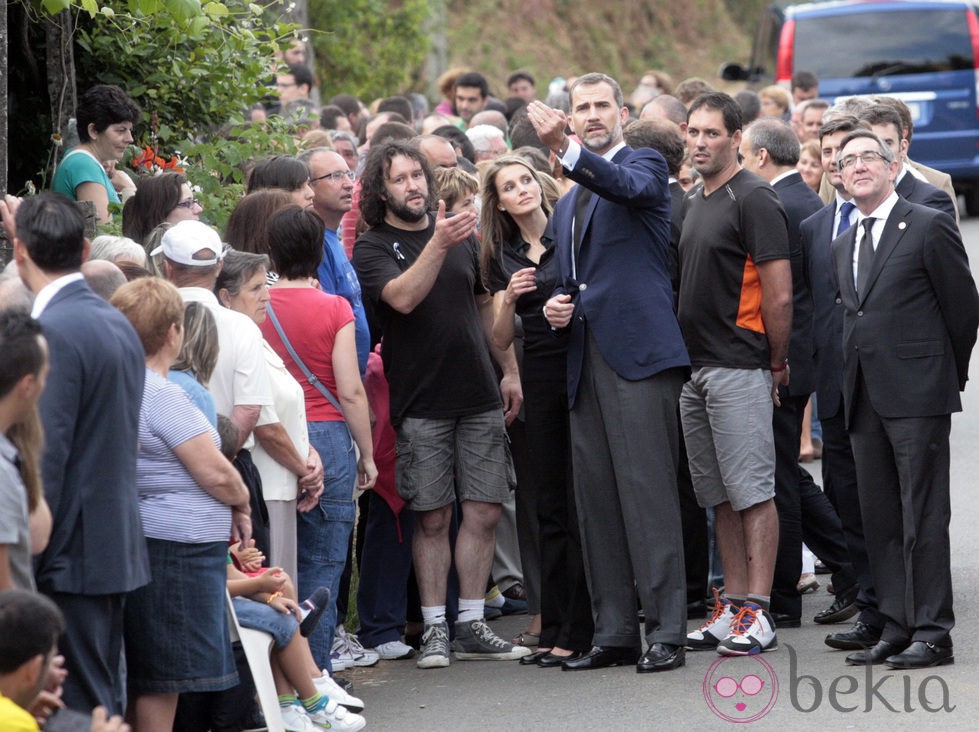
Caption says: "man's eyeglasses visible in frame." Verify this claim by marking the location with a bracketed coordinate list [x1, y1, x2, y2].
[310, 170, 355, 184]
[838, 150, 888, 171]
[174, 199, 200, 209]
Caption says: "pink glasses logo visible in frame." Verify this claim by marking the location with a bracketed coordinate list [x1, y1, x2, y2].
[703, 656, 779, 723]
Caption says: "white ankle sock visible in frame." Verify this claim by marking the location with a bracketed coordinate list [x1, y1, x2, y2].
[458, 598, 484, 623]
[421, 605, 446, 625]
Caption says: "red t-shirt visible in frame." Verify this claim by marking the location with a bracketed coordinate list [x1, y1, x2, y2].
[260, 288, 354, 422]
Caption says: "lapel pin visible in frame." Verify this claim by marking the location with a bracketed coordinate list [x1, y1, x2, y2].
[898, 222, 907, 230]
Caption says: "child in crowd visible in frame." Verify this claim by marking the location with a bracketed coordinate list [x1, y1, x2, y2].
[433, 166, 480, 217]
[227, 559, 365, 731]
[0, 589, 128, 731]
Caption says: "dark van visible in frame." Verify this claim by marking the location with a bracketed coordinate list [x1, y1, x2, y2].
[723, 0, 979, 213]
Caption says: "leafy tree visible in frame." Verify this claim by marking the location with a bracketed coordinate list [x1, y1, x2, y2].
[309, 0, 430, 101]
[71, 0, 304, 227]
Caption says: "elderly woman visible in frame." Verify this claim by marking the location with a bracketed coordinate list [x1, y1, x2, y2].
[480, 155, 593, 667]
[246, 155, 314, 209]
[216, 249, 324, 581]
[110, 277, 250, 732]
[52, 85, 141, 223]
[122, 172, 203, 245]
[88, 234, 147, 267]
[257, 205, 377, 672]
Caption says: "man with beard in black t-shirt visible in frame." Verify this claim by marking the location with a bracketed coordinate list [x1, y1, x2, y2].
[353, 140, 528, 670]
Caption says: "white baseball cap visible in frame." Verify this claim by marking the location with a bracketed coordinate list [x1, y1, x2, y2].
[151, 220, 225, 266]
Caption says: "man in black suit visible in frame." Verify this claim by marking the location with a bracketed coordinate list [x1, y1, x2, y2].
[531, 73, 691, 673]
[802, 115, 888, 653]
[739, 118, 858, 628]
[1, 193, 147, 714]
[857, 106, 957, 221]
[830, 130, 979, 669]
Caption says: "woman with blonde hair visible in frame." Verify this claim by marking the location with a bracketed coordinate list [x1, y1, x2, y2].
[798, 138, 823, 192]
[480, 155, 593, 667]
[110, 277, 250, 732]
[759, 85, 791, 119]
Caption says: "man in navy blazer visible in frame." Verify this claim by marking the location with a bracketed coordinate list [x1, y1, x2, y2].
[830, 130, 978, 669]
[529, 73, 690, 673]
[2, 193, 147, 714]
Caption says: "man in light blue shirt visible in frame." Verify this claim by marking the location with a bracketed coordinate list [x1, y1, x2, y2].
[299, 147, 370, 375]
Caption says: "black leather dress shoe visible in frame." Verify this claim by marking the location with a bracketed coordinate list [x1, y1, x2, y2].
[687, 600, 707, 619]
[636, 643, 685, 673]
[561, 645, 640, 671]
[537, 650, 583, 668]
[519, 649, 551, 666]
[814, 584, 859, 624]
[884, 641, 953, 669]
[825, 621, 882, 651]
[845, 639, 908, 666]
[770, 612, 801, 628]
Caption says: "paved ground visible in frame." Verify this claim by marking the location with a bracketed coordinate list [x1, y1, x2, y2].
[336, 215, 979, 731]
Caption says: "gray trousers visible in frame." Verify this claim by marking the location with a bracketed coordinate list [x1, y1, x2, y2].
[570, 333, 687, 647]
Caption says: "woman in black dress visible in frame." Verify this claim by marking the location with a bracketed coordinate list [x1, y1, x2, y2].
[480, 155, 593, 667]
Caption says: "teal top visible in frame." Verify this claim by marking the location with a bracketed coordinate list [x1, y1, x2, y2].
[51, 148, 120, 204]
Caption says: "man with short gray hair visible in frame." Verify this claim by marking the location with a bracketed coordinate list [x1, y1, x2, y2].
[739, 118, 857, 629]
[830, 128, 978, 669]
[465, 124, 508, 162]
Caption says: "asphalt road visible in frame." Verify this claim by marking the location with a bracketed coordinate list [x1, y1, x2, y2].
[341, 213, 979, 731]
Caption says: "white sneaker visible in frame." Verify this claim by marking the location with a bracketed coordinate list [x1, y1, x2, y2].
[314, 673, 365, 713]
[280, 702, 318, 732]
[330, 634, 355, 671]
[686, 588, 736, 651]
[305, 695, 367, 732]
[336, 625, 380, 667]
[372, 639, 416, 660]
[717, 601, 778, 656]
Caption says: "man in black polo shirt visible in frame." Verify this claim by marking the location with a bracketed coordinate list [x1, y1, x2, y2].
[679, 93, 793, 657]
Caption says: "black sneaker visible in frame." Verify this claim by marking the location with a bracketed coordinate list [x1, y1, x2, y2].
[299, 586, 331, 637]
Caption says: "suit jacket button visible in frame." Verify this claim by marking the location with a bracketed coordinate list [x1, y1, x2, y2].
[578, 315, 584, 322]
[835, 297, 842, 304]
[578, 283, 587, 291]
[857, 310, 863, 316]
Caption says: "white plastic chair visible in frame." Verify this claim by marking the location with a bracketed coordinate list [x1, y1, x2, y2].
[226, 591, 286, 732]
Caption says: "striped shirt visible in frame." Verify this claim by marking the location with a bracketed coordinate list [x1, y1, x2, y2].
[137, 369, 231, 543]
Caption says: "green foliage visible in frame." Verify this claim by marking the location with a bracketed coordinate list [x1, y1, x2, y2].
[309, 0, 431, 100]
[57, 0, 302, 230]
[180, 116, 301, 228]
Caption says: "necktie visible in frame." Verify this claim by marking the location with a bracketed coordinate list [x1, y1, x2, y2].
[856, 217, 876, 297]
[573, 184, 593, 261]
[836, 200, 855, 239]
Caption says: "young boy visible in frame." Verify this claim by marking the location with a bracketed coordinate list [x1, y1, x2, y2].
[0, 589, 128, 731]
[432, 166, 480, 216]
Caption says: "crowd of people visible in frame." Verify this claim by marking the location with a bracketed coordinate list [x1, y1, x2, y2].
[1, 57, 978, 732]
